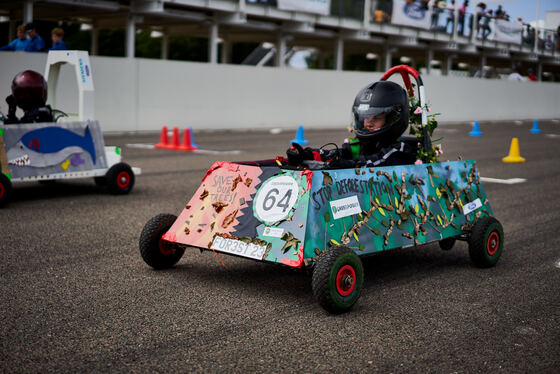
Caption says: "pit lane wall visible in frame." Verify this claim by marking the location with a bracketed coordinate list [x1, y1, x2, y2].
[1, 52, 559, 132]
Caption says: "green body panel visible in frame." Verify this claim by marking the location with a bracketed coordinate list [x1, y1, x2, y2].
[303, 161, 492, 265]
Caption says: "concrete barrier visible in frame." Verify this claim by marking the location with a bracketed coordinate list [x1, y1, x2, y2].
[1, 51, 559, 132]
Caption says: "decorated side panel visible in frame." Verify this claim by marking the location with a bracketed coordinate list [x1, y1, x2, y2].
[303, 161, 493, 264]
[2, 121, 107, 179]
[164, 162, 312, 268]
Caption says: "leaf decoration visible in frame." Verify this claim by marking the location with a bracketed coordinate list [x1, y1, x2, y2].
[322, 171, 333, 186]
[367, 226, 381, 235]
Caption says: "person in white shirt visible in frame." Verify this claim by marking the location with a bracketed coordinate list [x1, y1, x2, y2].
[508, 68, 526, 82]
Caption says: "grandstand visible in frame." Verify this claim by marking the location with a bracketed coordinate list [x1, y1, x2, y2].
[1, 0, 559, 77]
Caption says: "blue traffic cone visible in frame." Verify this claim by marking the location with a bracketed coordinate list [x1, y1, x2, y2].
[290, 125, 309, 145]
[530, 119, 541, 134]
[469, 121, 483, 137]
[188, 127, 200, 147]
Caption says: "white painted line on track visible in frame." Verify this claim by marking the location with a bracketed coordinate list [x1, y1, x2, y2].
[193, 149, 242, 155]
[125, 144, 241, 154]
[125, 143, 155, 149]
[545, 134, 560, 138]
[480, 177, 526, 185]
[555, 259, 560, 269]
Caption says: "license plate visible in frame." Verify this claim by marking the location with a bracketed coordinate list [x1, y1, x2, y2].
[210, 236, 266, 260]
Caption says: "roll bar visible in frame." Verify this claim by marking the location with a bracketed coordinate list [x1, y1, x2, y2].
[381, 65, 432, 161]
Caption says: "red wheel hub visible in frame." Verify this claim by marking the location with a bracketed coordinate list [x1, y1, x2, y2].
[487, 232, 499, 256]
[159, 237, 173, 256]
[116, 171, 130, 188]
[336, 265, 356, 296]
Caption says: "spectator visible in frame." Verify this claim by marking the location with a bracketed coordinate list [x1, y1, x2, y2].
[495, 5, 505, 19]
[24, 23, 46, 52]
[555, 25, 560, 52]
[430, 0, 441, 30]
[543, 34, 553, 51]
[458, 1, 468, 36]
[508, 67, 526, 82]
[49, 28, 67, 50]
[446, 0, 456, 34]
[527, 68, 537, 81]
[479, 8, 492, 40]
[0, 25, 29, 51]
[474, 3, 486, 34]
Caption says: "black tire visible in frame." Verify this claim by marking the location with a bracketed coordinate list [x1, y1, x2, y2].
[139, 213, 184, 269]
[468, 216, 504, 268]
[106, 162, 134, 195]
[439, 237, 456, 251]
[312, 246, 364, 313]
[0, 174, 12, 208]
[94, 176, 106, 187]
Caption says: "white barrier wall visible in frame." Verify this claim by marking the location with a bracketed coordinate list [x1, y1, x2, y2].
[1, 51, 559, 132]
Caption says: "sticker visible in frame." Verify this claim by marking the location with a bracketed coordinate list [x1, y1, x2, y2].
[254, 175, 300, 224]
[61, 160, 70, 170]
[263, 227, 284, 238]
[358, 104, 369, 111]
[211, 236, 266, 261]
[462, 198, 482, 215]
[330, 195, 361, 220]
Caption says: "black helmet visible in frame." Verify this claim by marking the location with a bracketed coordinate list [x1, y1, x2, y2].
[351, 80, 409, 147]
[11, 70, 48, 111]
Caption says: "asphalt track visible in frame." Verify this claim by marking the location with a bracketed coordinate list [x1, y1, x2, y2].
[1, 120, 559, 373]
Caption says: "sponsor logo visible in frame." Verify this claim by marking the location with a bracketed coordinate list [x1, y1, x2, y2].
[78, 58, 86, 83]
[462, 198, 482, 215]
[330, 195, 361, 220]
[85, 64, 90, 77]
[403, 3, 425, 20]
[263, 227, 284, 238]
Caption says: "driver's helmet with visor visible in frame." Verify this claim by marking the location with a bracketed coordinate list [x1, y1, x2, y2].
[351, 80, 409, 147]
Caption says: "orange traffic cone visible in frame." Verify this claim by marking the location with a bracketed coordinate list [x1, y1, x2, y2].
[154, 126, 170, 149]
[177, 128, 199, 152]
[169, 127, 181, 150]
[502, 137, 525, 163]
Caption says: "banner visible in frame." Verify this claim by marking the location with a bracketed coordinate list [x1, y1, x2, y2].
[488, 19, 522, 44]
[277, 0, 331, 16]
[391, 0, 431, 30]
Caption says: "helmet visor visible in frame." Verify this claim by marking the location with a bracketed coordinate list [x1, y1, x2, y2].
[353, 105, 398, 133]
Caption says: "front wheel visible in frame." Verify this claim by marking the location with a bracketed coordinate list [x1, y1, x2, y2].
[139, 214, 184, 269]
[106, 162, 134, 195]
[312, 246, 364, 313]
[0, 174, 13, 208]
[468, 216, 504, 268]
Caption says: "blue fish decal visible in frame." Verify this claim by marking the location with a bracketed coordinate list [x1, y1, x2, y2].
[21, 126, 96, 164]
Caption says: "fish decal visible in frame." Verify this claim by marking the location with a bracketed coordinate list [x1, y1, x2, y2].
[7, 125, 97, 168]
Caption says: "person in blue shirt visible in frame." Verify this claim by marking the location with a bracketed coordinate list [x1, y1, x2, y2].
[0, 25, 30, 51]
[24, 23, 46, 52]
[50, 27, 67, 51]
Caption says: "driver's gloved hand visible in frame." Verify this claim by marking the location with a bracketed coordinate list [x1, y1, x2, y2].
[286, 145, 314, 165]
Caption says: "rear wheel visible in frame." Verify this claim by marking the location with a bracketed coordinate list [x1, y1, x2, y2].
[106, 162, 134, 195]
[468, 216, 504, 268]
[0, 174, 12, 208]
[312, 246, 364, 313]
[139, 213, 184, 269]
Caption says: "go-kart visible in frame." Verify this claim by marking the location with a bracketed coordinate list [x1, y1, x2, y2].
[0, 51, 141, 208]
[0, 120, 140, 207]
[139, 66, 503, 313]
